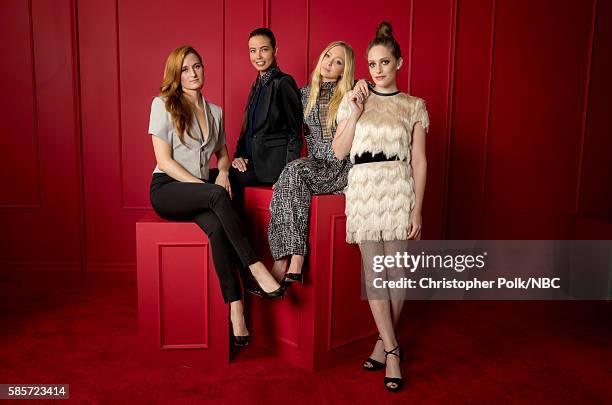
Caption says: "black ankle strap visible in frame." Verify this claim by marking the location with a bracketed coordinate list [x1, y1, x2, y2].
[384, 345, 400, 358]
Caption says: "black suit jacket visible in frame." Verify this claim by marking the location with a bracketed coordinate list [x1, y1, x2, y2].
[234, 68, 302, 183]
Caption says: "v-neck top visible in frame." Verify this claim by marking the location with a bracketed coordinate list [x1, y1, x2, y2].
[148, 95, 226, 180]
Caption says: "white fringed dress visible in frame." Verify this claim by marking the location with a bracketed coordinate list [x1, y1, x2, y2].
[338, 89, 429, 244]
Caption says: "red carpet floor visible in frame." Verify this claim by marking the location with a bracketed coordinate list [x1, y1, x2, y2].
[0, 274, 610, 404]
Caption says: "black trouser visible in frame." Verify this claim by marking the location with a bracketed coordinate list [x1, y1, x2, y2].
[150, 172, 259, 303]
[228, 161, 273, 216]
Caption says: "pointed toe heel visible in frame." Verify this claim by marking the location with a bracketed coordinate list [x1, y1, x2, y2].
[246, 282, 286, 300]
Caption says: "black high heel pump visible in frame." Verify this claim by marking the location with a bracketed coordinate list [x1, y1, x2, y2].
[282, 256, 307, 286]
[246, 275, 286, 300]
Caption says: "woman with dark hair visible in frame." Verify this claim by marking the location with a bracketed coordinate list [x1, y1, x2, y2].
[148, 45, 286, 347]
[333, 22, 429, 392]
[267, 41, 358, 284]
[230, 28, 303, 212]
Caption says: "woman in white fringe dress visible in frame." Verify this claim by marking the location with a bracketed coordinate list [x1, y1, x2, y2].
[332, 21, 429, 393]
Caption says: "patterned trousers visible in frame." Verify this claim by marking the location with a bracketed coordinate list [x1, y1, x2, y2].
[268, 156, 351, 260]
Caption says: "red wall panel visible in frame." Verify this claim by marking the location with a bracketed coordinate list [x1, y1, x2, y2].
[410, 0, 454, 239]
[578, 0, 612, 224]
[0, 0, 82, 268]
[224, 0, 265, 158]
[269, 0, 309, 86]
[483, 0, 593, 214]
[79, 0, 141, 271]
[0, 0, 40, 207]
[446, 0, 607, 239]
[446, 0, 496, 239]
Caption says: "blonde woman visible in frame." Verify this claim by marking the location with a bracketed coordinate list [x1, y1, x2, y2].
[333, 21, 429, 392]
[268, 41, 367, 283]
[148, 46, 286, 347]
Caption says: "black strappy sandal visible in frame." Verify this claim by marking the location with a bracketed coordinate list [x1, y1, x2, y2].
[362, 336, 385, 371]
[383, 345, 404, 392]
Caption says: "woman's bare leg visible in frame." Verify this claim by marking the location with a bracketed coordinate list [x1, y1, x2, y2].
[248, 261, 282, 293]
[271, 258, 289, 282]
[385, 240, 408, 329]
[360, 240, 403, 388]
[229, 300, 248, 337]
[360, 241, 390, 366]
[287, 254, 305, 275]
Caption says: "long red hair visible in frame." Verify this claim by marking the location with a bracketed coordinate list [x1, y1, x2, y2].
[159, 45, 203, 145]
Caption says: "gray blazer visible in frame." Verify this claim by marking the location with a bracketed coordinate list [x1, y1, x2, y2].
[148, 96, 225, 180]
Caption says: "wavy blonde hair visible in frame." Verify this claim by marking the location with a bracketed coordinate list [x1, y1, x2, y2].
[304, 41, 355, 132]
[159, 45, 202, 145]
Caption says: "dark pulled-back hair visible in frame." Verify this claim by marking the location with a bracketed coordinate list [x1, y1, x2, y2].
[248, 27, 277, 48]
[367, 21, 401, 60]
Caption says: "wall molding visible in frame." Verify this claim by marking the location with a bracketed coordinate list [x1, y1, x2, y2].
[575, 0, 599, 213]
[479, 0, 497, 215]
[441, 0, 458, 238]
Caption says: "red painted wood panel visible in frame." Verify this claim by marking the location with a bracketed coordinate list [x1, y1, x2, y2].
[411, 0, 454, 239]
[78, 0, 143, 270]
[328, 216, 371, 350]
[159, 244, 209, 348]
[269, 0, 308, 86]
[136, 219, 229, 366]
[483, 0, 593, 214]
[0, 0, 40, 207]
[224, 0, 265, 158]
[447, 0, 603, 239]
[578, 0, 612, 226]
[0, 0, 82, 267]
[447, 0, 495, 239]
